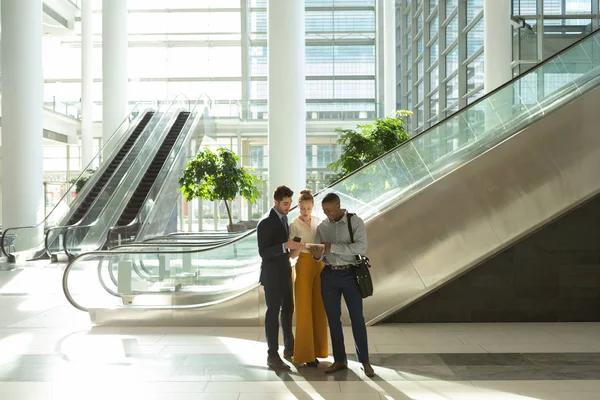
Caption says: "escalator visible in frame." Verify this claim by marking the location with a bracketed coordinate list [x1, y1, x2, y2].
[104, 96, 212, 249]
[61, 31, 600, 326]
[0, 107, 155, 262]
[108, 112, 190, 244]
[58, 100, 188, 258]
[67, 112, 154, 226]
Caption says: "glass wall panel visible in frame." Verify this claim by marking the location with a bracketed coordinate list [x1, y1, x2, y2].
[430, 40, 439, 63]
[445, 74, 459, 105]
[446, 46, 459, 74]
[466, 0, 483, 23]
[446, 0, 458, 18]
[467, 19, 484, 57]
[446, 16, 458, 46]
[466, 53, 484, 91]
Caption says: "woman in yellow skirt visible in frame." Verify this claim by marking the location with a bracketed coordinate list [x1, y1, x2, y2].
[289, 190, 328, 366]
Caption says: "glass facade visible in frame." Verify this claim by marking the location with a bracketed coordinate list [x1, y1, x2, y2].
[45, 0, 377, 122]
[512, 0, 600, 74]
[397, 0, 484, 134]
[396, 0, 483, 133]
[35, 0, 377, 222]
[397, 0, 600, 134]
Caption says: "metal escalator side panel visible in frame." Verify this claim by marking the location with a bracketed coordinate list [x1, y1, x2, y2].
[363, 84, 600, 325]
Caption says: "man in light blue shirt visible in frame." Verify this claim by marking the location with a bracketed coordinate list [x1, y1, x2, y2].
[310, 192, 375, 378]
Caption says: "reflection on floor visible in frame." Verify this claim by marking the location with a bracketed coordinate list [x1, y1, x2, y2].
[1, 260, 600, 399]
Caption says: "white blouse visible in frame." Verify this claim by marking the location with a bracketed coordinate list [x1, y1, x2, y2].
[289, 215, 321, 254]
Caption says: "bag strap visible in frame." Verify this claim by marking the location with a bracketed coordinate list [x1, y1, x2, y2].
[346, 213, 362, 262]
[346, 212, 355, 243]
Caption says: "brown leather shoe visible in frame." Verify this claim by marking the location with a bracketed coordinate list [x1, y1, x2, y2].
[362, 362, 375, 377]
[324, 361, 348, 373]
[283, 349, 294, 360]
[267, 356, 291, 371]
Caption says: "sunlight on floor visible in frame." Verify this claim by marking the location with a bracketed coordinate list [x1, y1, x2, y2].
[0, 333, 33, 364]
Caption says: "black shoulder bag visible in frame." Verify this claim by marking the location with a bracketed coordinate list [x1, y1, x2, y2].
[347, 213, 373, 298]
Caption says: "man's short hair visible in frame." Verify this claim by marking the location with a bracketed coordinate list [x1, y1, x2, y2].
[322, 192, 340, 204]
[273, 185, 294, 202]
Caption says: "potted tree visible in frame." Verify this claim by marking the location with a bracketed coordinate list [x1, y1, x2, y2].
[179, 148, 261, 232]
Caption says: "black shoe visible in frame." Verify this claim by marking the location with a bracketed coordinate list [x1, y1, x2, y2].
[283, 349, 294, 360]
[267, 356, 291, 371]
[306, 359, 320, 367]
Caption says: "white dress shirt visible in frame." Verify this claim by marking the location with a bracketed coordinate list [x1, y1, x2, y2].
[289, 215, 321, 254]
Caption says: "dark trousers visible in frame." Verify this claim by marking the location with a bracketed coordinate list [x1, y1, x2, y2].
[321, 267, 369, 363]
[264, 276, 294, 358]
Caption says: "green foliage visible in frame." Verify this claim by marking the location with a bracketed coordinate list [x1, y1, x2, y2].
[326, 111, 413, 200]
[69, 169, 97, 194]
[179, 148, 261, 229]
[328, 110, 412, 182]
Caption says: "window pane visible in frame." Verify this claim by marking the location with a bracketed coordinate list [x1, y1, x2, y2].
[445, 16, 458, 47]
[429, 40, 439, 64]
[429, 90, 439, 117]
[430, 15, 438, 37]
[466, 0, 483, 23]
[466, 53, 484, 91]
[446, 0, 457, 18]
[445, 74, 459, 105]
[446, 46, 459, 74]
[466, 19, 484, 57]
[430, 67, 439, 90]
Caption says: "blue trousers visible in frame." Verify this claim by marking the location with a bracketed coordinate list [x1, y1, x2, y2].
[320, 267, 369, 363]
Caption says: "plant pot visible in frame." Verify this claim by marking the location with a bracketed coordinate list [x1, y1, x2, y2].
[227, 223, 247, 233]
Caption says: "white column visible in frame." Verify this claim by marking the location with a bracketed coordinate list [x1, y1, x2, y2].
[383, 0, 397, 116]
[268, 0, 306, 196]
[484, 0, 512, 93]
[81, 0, 94, 168]
[102, 0, 128, 145]
[1, 0, 44, 228]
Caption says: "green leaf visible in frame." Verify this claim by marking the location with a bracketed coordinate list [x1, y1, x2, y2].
[179, 147, 263, 227]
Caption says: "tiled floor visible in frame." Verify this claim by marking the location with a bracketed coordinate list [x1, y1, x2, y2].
[1, 260, 600, 399]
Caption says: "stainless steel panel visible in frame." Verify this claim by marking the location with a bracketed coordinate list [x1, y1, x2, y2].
[367, 85, 600, 324]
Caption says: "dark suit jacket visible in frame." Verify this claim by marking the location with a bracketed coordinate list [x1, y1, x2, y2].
[257, 208, 291, 286]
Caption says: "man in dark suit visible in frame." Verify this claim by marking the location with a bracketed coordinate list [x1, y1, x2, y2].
[257, 185, 304, 371]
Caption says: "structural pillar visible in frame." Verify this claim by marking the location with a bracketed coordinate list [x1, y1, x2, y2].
[267, 0, 306, 196]
[383, 0, 397, 116]
[102, 0, 128, 146]
[1, 0, 44, 228]
[483, 0, 512, 93]
[81, 0, 94, 167]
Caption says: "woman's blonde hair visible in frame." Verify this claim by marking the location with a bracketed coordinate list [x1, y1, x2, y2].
[298, 189, 314, 204]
